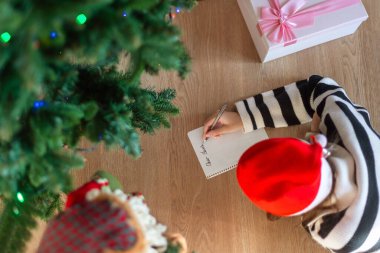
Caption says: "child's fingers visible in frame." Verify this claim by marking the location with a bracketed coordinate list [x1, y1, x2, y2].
[203, 114, 218, 139]
[206, 126, 232, 138]
[202, 121, 214, 140]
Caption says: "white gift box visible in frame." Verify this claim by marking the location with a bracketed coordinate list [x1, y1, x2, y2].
[237, 0, 368, 62]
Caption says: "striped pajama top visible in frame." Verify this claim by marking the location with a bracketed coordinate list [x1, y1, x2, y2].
[235, 75, 380, 253]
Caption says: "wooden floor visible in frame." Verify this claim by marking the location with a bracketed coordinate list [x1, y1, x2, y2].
[27, 0, 380, 252]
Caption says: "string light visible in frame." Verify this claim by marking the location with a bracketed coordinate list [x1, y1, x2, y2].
[1, 32, 11, 43]
[13, 207, 20, 215]
[50, 31, 58, 39]
[17, 192, 24, 203]
[33, 100, 46, 109]
[1, 7, 184, 44]
[76, 14, 87, 25]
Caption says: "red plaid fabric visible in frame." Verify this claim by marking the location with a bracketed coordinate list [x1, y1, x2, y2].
[38, 200, 138, 253]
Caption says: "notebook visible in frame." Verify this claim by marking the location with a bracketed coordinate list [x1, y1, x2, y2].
[187, 127, 268, 179]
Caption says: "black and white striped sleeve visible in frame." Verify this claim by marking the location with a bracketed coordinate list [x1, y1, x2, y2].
[235, 75, 323, 132]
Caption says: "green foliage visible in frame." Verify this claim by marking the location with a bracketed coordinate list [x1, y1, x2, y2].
[165, 243, 182, 253]
[0, 0, 197, 251]
[0, 204, 36, 253]
[45, 65, 179, 156]
[0, 191, 63, 253]
[130, 87, 180, 133]
[0, 0, 196, 141]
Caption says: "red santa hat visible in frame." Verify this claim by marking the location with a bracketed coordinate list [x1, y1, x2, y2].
[65, 179, 109, 208]
[236, 135, 333, 217]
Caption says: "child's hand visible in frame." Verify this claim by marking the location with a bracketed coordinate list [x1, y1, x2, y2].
[202, 111, 244, 140]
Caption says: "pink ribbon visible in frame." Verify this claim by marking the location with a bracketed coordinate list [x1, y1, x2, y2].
[258, 0, 361, 46]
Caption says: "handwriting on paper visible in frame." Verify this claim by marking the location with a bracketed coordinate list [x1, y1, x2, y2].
[200, 144, 212, 166]
[205, 157, 212, 166]
[200, 144, 208, 155]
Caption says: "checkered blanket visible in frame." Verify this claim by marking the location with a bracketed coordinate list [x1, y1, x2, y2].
[37, 200, 138, 253]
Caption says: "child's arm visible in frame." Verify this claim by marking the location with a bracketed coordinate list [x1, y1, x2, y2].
[204, 75, 321, 139]
[204, 75, 375, 140]
[236, 74, 374, 136]
[235, 76, 323, 133]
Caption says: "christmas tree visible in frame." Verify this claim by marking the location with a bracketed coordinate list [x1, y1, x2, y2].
[0, 0, 197, 252]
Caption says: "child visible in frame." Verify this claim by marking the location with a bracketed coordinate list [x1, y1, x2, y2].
[203, 75, 380, 253]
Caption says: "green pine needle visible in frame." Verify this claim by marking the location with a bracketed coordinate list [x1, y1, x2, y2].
[0, 0, 197, 251]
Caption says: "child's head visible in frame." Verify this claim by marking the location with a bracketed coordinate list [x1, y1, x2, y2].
[237, 135, 333, 217]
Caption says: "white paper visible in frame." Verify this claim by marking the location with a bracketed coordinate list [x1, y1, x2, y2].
[188, 127, 268, 179]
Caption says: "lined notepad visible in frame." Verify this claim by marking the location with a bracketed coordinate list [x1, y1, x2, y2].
[187, 127, 268, 179]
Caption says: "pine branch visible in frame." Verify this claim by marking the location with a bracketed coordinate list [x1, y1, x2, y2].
[0, 0, 197, 250]
[0, 191, 64, 253]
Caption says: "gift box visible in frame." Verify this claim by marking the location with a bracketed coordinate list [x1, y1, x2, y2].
[237, 0, 368, 62]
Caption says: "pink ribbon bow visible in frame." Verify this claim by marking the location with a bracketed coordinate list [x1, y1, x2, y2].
[258, 0, 361, 46]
